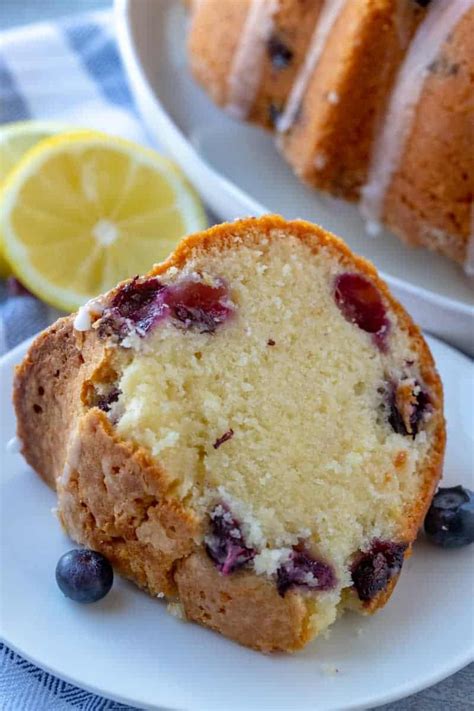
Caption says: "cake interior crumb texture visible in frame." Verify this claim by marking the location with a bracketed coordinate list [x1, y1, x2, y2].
[14, 216, 444, 650]
[114, 230, 432, 601]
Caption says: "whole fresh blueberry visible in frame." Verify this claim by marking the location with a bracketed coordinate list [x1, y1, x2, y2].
[424, 486, 474, 548]
[56, 549, 113, 603]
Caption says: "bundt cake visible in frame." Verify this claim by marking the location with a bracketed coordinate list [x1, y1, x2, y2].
[187, 1, 474, 271]
[14, 216, 445, 652]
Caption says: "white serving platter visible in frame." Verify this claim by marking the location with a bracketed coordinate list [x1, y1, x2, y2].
[1, 334, 473, 711]
[115, 0, 474, 356]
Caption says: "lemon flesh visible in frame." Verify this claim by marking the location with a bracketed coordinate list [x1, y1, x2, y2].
[0, 121, 69, 183]
[0, 130, 206, 310]
[0, 121, 69, 277]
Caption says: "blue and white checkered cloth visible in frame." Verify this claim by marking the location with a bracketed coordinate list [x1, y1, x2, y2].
[0, 10, 472, 711]
[0, 10, 145, 710]
[0, 10, 151, 357]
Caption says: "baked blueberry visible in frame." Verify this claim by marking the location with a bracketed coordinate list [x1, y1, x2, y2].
[352, 540, 407, 601]
[205, 504, 255, 574]
[388, 379, 429, 438]
[424, 486, 474, 548]
[99, 276, 167, 337]
[276, 548, 336, 597]
[96, 387, 121, 412]
[267, 35, 293, 69]
[334, 273, 390, 350]
[100, 276, 233, 338]
[166, 279, 232, 333]
[56, 549, 113, 603]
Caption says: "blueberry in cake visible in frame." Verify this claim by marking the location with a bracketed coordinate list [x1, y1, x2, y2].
[14, 216, 445, 651]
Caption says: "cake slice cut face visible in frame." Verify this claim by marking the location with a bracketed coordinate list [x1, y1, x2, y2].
[14, 216, 445, 652]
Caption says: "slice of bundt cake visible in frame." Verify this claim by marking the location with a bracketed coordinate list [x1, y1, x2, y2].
[188, 0, 325, 129]
[361, 1, 474, 266]
[187, 1, 474, 269]
[14, 216, 445, 652]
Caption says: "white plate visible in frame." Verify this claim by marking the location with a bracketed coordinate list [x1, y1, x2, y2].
[115, 0, 474, 357]
[1, 335, 473, 711]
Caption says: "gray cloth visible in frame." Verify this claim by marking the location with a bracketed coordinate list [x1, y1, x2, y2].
[0, 280, 61, 355]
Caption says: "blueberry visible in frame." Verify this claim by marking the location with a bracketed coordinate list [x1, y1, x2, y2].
[334, 273, 390, 350]
[99, 276, 233, 339]
[351, 540, 407, 602]
[276, 549, 336, 597]
[56, 549, 113, 603]
[205, 504, 255, 575]
[268, 102, 283, 128]
[267, 34, 293, 69]
[99, 276, 168, 338]
[388, 380, 430, 438]
[96, 387, 121, 413]
[166, 280, 232, 334]
[424, 486, 474, 548]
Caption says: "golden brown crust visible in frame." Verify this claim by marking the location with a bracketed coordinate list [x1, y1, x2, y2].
[13, 318, 101, 488]
[247, 0, 325, 130]
[279, 0, 424, 200]
[13, 216, 445, 651]
[384, 7, 474, 265]
[175, 551, 312, 652]
[187, 3, 471, 265]
[187, 0, 250, 108]
[57, 410, 201, 597]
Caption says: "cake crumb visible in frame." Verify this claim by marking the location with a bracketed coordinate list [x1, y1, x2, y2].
[121, 330, 143, 350]
[321, 664, 339, 676]
[156, 592, 165, 598]
[267, 339, 276, 346]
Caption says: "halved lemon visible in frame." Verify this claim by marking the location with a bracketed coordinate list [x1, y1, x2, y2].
[0, 120, 69, 277]
[0, 130, 207, 310]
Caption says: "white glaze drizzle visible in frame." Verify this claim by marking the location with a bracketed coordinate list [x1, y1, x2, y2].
[225, 0, 279, 120]
[360, 0, 473, 229]
[6, 436, 21, 454]
[73, 297, 105, 332]
[276, 0, 346, 133]
[464, 203, 474, 276]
